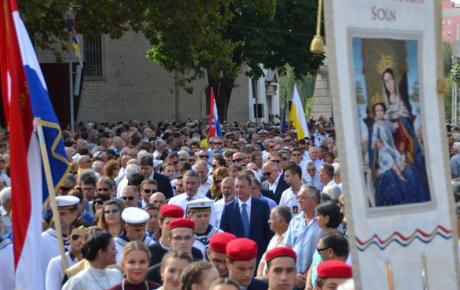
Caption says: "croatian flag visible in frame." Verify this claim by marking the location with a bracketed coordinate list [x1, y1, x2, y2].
[208, 87, 222, 137]
[0, 0, 70, 289]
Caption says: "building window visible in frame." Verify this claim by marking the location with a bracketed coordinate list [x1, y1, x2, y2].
[443, 19, 446, 25]
[84, 35, 103, 77]
[448, 19, 452, 25]
[448, 31, 452, 36]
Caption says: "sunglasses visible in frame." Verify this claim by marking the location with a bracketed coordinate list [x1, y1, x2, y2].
[263, 171, 272, 176]
[199, 155, 208, 158]
[97, 188, 109, 192]
[121, 196, 135, 201]
[142, 189, 156, 193]
[60, 186, 72, 191]
[104, 209, 120, 215]
[317, 247, 329, 252]
[271, 160, 281, 163]
[233, 158, 243, 162]
[71, 234, 81, 241]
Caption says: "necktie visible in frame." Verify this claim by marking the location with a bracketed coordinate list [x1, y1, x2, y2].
[241, 203, 250, 238]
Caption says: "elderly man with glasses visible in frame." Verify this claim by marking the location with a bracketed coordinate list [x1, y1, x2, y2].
[282, 186, 323, 290]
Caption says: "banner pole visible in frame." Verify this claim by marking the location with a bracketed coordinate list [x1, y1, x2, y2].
[34, 117, 68, 272]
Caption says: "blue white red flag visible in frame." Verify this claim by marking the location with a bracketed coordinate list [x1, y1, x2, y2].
[208, 87, 222, 137]
[0, 0, 70, 288]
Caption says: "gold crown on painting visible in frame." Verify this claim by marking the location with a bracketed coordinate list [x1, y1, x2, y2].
[369, 91, 385, 109]
[376, 54, 395, 75]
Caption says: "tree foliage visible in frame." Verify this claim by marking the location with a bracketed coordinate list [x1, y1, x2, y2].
[19, 0, 325, 120]
[19, 0, 146, 58]
[145, 0, 324, 120]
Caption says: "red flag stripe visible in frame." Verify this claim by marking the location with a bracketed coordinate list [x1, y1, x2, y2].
[208, 87, 216, 138]
[0, 0, 34, 267]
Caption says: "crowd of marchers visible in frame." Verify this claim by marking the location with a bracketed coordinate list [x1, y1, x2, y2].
[0, 117, 360, 290]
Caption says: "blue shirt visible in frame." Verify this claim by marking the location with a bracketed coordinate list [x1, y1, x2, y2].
[258, 195, 277, 209]
[451, 153, 460, 177]
[283, 213, 323, 273]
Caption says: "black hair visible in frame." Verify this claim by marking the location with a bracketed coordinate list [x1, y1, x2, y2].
[285, 163, 302, 178]
[315, 201, 342, 229]
[81, 231, 112, 262]
[321, 163, 335, 179]
[320, 232, 349, 258]
[139, 155, 154, 167]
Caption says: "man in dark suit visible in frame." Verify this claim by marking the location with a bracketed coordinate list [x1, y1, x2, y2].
[261, 161, 289, 204]
[226, 238, 268, 290]
[220, 175, 272, 260]
[139, 155, 174, 199]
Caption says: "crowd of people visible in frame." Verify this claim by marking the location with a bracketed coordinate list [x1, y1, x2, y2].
[0, 117, 356, 290]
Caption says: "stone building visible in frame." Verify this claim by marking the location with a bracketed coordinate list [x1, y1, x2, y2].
[36, 32, 280, 124]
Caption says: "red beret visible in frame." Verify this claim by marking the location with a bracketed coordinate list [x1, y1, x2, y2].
[168, 218, 195, 230]
[265, 247, 297, 263]
[209, 232, 237, 254]
[160, 204, 184, 218]
[226, 238, 258, 261]
[317, 260, 352, 279]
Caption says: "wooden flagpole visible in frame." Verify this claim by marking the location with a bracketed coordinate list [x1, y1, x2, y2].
[34, 118, 68, 271]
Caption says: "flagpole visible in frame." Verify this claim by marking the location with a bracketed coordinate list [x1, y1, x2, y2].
[34, 118, 68, 272]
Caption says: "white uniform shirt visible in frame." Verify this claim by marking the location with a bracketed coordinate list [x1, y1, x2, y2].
[62, 265, 123, 290]
[41, 228, 69, 275]
[168, 193, 217, 227]
[0, 239, 14, 290]
[46, 252, 79, 290]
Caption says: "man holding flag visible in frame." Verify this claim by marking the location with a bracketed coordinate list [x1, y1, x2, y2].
[0, 0, 70, 289]
[289, 84, 309, 140]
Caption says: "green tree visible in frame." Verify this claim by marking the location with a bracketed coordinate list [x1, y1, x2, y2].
[144, 0, 324, 121]
[19, 0, 146, 57]
[443, 42, 453, 77]
[279, 65, 316, 112]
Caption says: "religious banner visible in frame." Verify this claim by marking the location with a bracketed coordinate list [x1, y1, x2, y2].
[323, 0, 459, 289]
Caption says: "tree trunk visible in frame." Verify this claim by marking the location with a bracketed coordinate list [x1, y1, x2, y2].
[208, 76, 235, 122]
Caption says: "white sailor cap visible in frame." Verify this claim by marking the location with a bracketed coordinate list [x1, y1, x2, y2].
[186, 198, 213, 212]
[121, 207, 149, 226]
[56, 196, 80, 209]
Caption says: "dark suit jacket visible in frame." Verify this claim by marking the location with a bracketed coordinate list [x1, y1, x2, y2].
[261, 171, 289, 204]
[220, 197, 272, 260]
[247, 278, 269, 290]
[152, 172, 174, 199]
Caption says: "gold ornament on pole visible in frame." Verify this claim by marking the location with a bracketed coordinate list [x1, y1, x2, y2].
[310, 0, 325, 54]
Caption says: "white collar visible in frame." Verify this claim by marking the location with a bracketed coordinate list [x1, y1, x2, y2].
[238, 196, 252, 207]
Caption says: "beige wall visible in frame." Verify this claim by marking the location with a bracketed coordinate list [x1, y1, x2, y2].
[37, 32, 252, 122]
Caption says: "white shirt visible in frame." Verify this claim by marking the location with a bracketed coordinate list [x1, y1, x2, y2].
[116, 178, 128, 198]
[237, 196, 252, 224]
[0, 239, 14, 290]
[62, 265, 123, 290]
[279, 187, 301, 215]
[46, 252, 79, 290]
[268, 172, 282, 193]
[41, 228, 69, 276]
[197, 179, 212, 196]
[168, 192, 217, 227]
